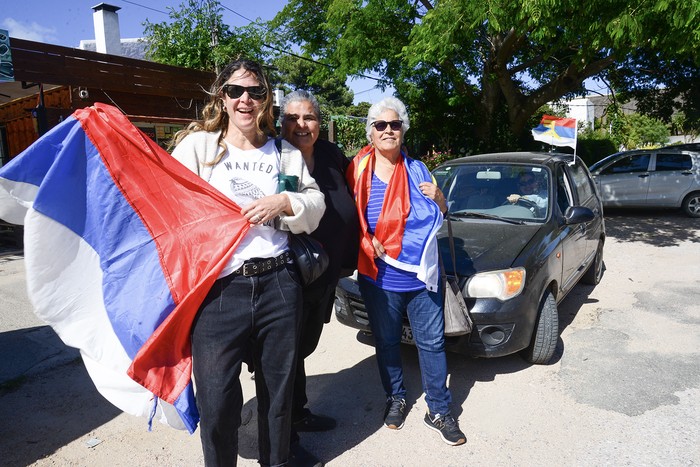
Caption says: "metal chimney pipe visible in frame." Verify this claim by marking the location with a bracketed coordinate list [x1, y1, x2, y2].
[92, 3, 122, 55]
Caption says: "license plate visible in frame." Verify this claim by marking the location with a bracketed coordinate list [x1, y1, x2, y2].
[401, 325, 415, 344]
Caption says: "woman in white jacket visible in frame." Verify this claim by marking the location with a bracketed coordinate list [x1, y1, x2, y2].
[171, 58, 324, 467]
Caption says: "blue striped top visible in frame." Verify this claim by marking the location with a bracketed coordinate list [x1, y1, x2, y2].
[361, 173, 425, 292]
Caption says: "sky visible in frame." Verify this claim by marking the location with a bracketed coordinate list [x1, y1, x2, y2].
[0, 0, 392, 104]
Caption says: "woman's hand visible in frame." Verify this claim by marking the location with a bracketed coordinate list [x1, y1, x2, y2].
[420, 182, 448, 214]
[241, 194, 293, 225]
[371, 236, 385, 258]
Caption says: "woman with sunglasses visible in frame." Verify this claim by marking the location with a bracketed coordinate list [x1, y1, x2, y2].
[171, 58, 325, 466]
[346, 97, 466, 446]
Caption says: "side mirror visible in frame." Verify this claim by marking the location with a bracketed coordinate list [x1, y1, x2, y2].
[564, 206, 595, 224]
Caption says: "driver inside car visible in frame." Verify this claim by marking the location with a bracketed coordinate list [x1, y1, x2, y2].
[507, 172, 548, 210]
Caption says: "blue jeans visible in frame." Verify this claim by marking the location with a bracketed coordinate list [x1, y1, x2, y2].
[358, 277, 451, 416]
[191, 263, 302, 467]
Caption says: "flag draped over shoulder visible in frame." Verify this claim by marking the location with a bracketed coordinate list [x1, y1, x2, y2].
[531, 114, 577, 149]
[0, 103, 250, 433]
[346, 144, 442, 292]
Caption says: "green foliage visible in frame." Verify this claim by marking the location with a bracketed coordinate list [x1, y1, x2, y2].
[577, 133, 618, 166]
[270, 0, 700, 152]
[332, 115, 366, 157]
[422, 151, 458, 171]
[621, 113, 670, 149]
[142, 0, 266, 71]
[270, 55, 354, 117]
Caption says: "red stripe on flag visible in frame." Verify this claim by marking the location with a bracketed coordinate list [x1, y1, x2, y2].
[74, 104, 250, 403]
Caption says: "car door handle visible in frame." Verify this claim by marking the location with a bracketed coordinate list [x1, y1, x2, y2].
[638, 173, 649, 178]
[682, 171, 693, 175]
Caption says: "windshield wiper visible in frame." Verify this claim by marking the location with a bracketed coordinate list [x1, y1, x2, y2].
[448, 211, 525, 225]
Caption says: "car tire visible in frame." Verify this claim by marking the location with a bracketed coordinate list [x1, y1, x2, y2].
[582, 240, 604, 285]
[681, 191, 700, 218]
[522, 291, 559, 365]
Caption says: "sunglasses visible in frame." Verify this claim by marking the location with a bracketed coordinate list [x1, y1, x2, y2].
[372, 120, 403, 132]
[519, 178, 535, 185]
[222, 84, 267, 100]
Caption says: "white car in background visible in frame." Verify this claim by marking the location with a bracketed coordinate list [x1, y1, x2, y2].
[589, 148, 700, 217]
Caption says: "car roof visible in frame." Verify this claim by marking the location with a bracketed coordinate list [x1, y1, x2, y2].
[606, 147, 700, 158]
[439, 151, 575, 167]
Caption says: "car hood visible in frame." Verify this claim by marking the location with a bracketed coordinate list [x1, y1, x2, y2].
[439, 220, 541, 276]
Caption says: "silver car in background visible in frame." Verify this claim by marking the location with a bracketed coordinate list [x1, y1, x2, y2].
[589, 148, 700, 217]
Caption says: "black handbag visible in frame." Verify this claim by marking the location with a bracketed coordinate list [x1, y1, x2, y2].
[439, 216, 473, 336]
[288, 233, 330, 286]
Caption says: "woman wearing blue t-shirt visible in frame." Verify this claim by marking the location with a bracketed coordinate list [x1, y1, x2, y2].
[347, 97, 466, 447]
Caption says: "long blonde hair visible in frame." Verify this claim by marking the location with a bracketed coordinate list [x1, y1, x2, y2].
[171, 58, 277, 165]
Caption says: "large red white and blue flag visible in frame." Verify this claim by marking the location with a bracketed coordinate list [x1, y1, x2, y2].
[531, 114, 577, 149]
[0, 103, 250, 433]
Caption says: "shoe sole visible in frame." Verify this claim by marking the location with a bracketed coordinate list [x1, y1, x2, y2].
[423, 419, 466, 446]
[385, 421, 405, 430]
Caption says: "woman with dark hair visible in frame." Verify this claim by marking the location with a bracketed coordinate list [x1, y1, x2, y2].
[172, 59, 325, 466]
[280, 90, 359, 465]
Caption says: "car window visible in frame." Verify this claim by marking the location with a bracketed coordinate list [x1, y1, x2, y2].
[568, 161, 595, 203]
[601, 153, 651, 174]
[436, 164, 549, 221]
[655, 153, 692, 171]
[556, 168, 573, 214]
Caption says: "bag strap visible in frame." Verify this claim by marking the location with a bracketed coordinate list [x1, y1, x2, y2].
[438, 216, 458, 294]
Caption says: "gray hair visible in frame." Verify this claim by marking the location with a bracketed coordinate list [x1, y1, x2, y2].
[280, 90, 321, 120]
[365, 97, 410, 143]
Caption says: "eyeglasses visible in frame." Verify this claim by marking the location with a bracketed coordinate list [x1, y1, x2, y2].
[222, 84, 267, 100]
[371, 120, 403, 132]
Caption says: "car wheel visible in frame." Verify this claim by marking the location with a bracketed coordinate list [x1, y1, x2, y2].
[682, 191, 700, 218]
[582, 240, 604, 285]
[522, 291, 559, 364]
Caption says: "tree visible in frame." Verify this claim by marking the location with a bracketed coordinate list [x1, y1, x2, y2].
[620, 114, 670, 149]
[143, 0, 266, 71]
[142, 1, 356, 124]
[270, 0, 700, 152]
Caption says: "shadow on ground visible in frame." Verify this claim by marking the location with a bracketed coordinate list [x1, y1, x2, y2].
[0, 357, 122, 466]
[237, 333, 528, 464]
[603, 208, 700, 246]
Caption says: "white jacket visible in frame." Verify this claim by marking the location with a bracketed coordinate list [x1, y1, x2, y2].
[171, 130, 325, 234]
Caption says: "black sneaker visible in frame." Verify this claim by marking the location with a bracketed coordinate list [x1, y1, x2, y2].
[288, 442, 324, 467]
[423, 412, 466, 446]
[293, 409, 337, 432]
[384, 396, 406, 429]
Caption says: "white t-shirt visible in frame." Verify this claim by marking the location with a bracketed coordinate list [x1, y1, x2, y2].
[208, 138, 289, 277]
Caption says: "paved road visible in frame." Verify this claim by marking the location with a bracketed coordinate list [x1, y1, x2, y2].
[1, 209, 699, 466]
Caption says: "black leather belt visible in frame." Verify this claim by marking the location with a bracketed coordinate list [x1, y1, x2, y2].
[231, 251, 292, 277]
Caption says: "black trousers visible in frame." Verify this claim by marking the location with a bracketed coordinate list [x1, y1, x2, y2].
[192, 264, 302, 467]
[292, 281, 334, 421]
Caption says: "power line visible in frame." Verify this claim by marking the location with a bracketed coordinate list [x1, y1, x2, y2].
[219, 4, 383, 83]
[118, 0, 169, 15]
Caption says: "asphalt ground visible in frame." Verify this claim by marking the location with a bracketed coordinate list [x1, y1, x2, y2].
[1, 208, 699, 466]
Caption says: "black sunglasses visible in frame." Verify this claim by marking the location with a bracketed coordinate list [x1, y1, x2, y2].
[372, 120, 403, 132]
[222, 84, 267, 100]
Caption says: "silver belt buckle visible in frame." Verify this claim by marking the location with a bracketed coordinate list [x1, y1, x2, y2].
[242, 263, 257, 276]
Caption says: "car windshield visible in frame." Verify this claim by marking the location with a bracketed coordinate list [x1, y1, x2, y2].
[434, 164, 550, 222]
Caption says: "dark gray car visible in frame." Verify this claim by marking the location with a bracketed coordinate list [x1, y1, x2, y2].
[335, 152, 605, 365]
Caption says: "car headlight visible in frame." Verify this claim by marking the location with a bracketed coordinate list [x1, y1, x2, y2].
[465, 267, 526, 301]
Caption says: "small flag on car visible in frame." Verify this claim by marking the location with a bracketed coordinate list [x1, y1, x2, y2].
[532, 115, 577, 150]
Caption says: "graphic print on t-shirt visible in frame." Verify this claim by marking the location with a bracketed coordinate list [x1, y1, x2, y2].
[229, 177, 265, 206]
